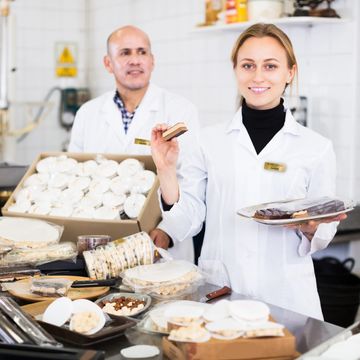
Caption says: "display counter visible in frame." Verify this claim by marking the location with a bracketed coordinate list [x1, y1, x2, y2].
[0, 282, 344, 359]
[48, 283, 343, 360]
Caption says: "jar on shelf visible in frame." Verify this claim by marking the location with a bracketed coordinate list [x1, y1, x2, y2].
[226, 0, 238, 23]
[226, 0, 248, 23]
[205, 0, 224, 25]
[237, 0, 248, 22]
[247, 0, 284, 21]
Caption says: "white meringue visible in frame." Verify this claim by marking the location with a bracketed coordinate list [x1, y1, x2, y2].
[102, 191, 126, 208]
[131, 170, 156, 194]
[93, 206, 119, 220]
[124, 194, 146, 219]
[72, 207, 95, 219]
[8, 199, 31, 213]
[28, 202, 52, 215]
[89, 178, 111, 194]
[117, 158, 143, 178]
[56, 157, 78, 173]
[32, 188, 62, 204]
[14, 188, 31, 202]
[75, 160, 98, 177]
[49, 205, 73, 217]
[26, 185, 47, 202]
[68, 176, 91, 191]
[78, 192, 103, 209]
[110, 176, 134, 195]
[23, 173, 50, 187]
[48, 173, 71, 189]
[36, 156, 58, 173]
[94, 160, 118, 178]
[58, 188, 84, 205]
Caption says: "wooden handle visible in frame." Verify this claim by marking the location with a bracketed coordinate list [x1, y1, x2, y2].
[206, 286, 232, 300]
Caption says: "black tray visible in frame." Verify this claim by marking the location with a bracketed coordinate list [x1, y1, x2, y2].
[0, 343, 105, 360]
[38, 316, 136, 347]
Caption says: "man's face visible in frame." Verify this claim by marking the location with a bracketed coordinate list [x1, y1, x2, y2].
[104, 29, 154, 92]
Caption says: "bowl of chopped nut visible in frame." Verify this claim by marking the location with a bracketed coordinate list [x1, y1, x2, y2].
[95, 292, 151, 318]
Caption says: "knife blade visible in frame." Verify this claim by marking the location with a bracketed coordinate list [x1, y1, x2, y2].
[199, 286, 232, 303]
[71, 278, 121, 288]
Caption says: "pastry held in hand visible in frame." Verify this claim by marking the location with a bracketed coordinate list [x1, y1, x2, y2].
[162, 122, 188, 141]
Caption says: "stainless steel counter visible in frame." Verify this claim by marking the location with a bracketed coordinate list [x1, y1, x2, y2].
[85, 284, 344, 359]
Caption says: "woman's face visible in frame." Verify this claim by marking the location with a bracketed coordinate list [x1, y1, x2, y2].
[235, 36, 296, 110]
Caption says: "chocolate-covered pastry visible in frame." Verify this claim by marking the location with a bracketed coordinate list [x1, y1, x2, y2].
[254, 208, 292, 220]
[254, 198, 345, 220]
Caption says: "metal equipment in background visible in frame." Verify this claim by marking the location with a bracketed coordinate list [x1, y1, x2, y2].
[59, 87, 90, 130]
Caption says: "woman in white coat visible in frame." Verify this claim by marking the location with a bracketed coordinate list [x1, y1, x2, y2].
[151, 23, 346, 319]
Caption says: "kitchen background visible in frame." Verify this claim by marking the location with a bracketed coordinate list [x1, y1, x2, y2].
[1, 0, 360, 270]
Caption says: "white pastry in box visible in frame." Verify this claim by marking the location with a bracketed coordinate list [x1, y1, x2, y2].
[2, 152, 161, 242]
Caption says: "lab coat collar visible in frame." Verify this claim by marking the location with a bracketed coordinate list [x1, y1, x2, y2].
[101, 82, 161, 117]
[99, 83, 162, 147]
[226, 107, 300, 136]
[225, 107, 300, 157]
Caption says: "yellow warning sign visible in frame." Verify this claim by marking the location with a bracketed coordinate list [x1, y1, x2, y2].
[55, 43, 77, 77]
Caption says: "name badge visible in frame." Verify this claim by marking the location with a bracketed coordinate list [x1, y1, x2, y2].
[264, 162, 286, 172]
[134, 138, 151, 146]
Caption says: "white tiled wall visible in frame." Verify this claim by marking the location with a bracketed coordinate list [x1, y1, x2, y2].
[86, 0, 360, 201]
[1, 0, 360, 202]
[1, 0, 87, 165]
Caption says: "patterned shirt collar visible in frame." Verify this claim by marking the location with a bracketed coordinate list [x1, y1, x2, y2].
[113, 90, 136, 134]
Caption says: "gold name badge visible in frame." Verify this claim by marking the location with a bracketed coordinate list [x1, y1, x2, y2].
[264, 162, 286, 172]
[134, 138, 151, 146]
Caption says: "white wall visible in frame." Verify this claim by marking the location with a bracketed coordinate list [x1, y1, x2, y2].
[1, 0, 359, 203]
[86, 0, 359, 201]
[1, 0, 87, 164]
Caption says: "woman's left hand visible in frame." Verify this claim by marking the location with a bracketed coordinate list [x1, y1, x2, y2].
[285, 213, 347, 241]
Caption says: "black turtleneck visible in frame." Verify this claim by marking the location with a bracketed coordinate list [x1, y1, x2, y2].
[242, 99, 286, 154]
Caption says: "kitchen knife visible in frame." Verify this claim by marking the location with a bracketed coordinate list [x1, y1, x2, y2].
[199, 286, 232, 303]
[71, 278, 121, 288]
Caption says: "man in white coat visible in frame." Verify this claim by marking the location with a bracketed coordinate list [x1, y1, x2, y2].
[68, 25, 198, 261]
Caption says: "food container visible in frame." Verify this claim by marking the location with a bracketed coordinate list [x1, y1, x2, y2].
[77, 235, 112, 256]
[30, 277, 73, 297]
[83, 231, 154, 280]
[95, 292, 151, 318]
[137, 300, 211, 335]
[122, 260, 205, 299]
[2, 152, 161, 242]
[21, 300, 136, 347]
[0, 217, 63, 249]
[247, 0, 283, 21]
[0, 242, 77, 267]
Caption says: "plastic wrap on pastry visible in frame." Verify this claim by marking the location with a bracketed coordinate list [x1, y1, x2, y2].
[0, 242, 77, 267]
[122, 260, 205, 299]
[83, 231, 154, 280]
[0, 217, 63, 249]
[30, 277, 73, 297]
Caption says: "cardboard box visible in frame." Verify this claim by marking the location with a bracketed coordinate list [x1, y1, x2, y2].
[162, 328, 297, 360]
[2, 152, 161, 242]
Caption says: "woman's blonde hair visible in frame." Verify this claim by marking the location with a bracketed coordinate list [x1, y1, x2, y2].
[231, 23, 298, 99]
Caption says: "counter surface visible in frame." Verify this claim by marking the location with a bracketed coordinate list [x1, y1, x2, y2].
[87, 283, 344, 359]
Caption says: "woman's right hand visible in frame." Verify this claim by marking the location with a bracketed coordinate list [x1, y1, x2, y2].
[151, 124, 180, 205]
[151, 123, 179, 172]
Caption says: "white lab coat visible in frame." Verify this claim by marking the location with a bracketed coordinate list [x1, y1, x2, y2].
[68, 83, 199, 262]
[162, 108, 338, 319]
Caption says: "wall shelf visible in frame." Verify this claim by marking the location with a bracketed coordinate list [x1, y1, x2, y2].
[193, 16, 350, 33]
